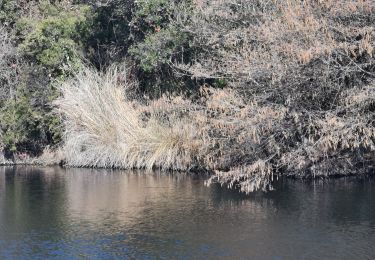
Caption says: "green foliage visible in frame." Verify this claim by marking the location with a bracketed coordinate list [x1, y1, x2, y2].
[130, 26, 189, 72]
[82, 0, 195, 95]
[0, 87, 61, 154]
[213, 79, 228, 88]
[127, 0, 197, 96]
[83, 0, 133, 67]
[0, 1, 93, 155]
[18, 3, 93, 78]
[0, 0, 20, 26]
[129, 0, 192, 71]
[0, 0, 211, 156]
[130, 0, 172, 38]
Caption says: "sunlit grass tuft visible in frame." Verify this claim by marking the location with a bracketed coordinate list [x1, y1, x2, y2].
[56, 67, 197, 170]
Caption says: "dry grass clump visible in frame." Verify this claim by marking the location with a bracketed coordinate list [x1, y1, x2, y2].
[55, 74, 374, 193]
[31, 147, 65, 166]
[55, 66, 198, 170]
[0, 147, 64, 166]
[54, 0, 374, 193]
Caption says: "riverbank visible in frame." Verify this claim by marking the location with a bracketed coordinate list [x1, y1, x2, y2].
[0, 149, 64, 167]
[1, 146, 374, 195]
[52, 66, 374, 193]
[1, 1, 374, 193]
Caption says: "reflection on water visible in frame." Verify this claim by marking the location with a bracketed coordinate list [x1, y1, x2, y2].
[1, 167, 375, 259]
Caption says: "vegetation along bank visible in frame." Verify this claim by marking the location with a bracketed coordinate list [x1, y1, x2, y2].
[0, 0, 374, 193]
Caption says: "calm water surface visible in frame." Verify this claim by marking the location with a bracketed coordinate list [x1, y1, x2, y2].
[1, 167, 375, 259]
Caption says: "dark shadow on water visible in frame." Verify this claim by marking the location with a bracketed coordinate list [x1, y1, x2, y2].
[1, 166, 375, 259]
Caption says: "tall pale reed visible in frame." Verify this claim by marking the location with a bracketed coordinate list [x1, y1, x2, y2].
[55, 67, 197, 170]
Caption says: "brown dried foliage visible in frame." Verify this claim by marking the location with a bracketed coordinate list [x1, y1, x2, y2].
[173, 0, 375, 192]
[57, 0, 375, 193]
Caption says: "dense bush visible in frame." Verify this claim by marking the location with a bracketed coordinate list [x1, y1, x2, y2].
[83, 0, 134, 67]
[60, 0, 374, 193]
[18, 2, 92, 78]
[129, 0, 197, 95]
[129, 0, 191, 71]
[0, 27, 18, 101]
[84, 0, 196, 96]
[1, 0, 374, 193]
[0, 1, 92, 154]
[174, 0, 375, 192]
[0, 86, 60, 153]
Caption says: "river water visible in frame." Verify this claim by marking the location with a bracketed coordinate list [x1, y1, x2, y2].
[0, 167, 375, 259]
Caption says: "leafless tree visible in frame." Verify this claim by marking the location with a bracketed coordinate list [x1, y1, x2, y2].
[172, 0, 375, 192]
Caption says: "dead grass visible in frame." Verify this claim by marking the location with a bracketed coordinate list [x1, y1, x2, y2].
[53, 0, 375, 193]
[0, 147, 63, 166]
[31, 147, 65, 166]
[55, 71, 374, 193]
[55, 66, 198, 170]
